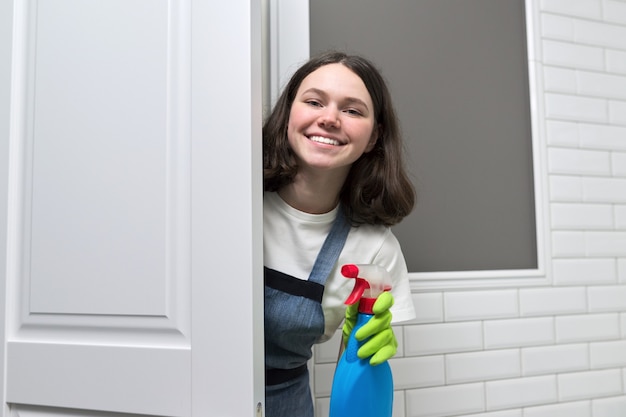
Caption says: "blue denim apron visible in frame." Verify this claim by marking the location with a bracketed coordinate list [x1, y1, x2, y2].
[265, 208, 350, 417]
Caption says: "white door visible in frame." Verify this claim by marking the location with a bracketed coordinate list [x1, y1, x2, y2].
[0, 0, 264, 416]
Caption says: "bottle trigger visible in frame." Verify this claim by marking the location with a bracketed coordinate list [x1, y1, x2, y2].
[345, 278, 369, 305]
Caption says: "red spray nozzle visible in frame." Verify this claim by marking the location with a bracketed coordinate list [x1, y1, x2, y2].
[341, 264, 392, 305]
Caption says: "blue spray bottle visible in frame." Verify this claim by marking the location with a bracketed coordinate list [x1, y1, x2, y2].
[329, 263, 394, 417]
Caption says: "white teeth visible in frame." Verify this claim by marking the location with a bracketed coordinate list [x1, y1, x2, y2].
[309, 136, 341, 146]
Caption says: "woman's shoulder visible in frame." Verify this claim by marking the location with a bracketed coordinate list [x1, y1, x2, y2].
[346, 223, 403, 260]
[349, 222, 395, 242]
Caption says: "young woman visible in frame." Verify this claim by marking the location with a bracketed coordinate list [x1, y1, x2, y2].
[263, 51, 416, 417]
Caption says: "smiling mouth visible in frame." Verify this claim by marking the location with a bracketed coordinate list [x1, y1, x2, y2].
[309, 135, 342, 146]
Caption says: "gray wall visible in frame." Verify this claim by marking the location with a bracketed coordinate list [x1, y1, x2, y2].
[310, 0, 537, 273]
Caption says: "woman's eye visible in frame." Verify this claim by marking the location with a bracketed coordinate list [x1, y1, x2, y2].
[306, 100, 322, 107]
[345, 108, 363, 116]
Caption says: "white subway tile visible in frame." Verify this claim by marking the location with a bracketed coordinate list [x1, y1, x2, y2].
[544, 66, 578, 93]
[551, 203, 613, 229]
[406, 383, 484, 417]
[484, 318, 554, 349]
[548, 148, 611, 175]
[579, 123, 626, 151]
[552, 258, 617, 285]
[543, 40, 604, 70]
[315, 330, 342, 364]
[592, 395, 626, 417]
[542, 13, 575, 40]
[485, 375, 557, 410]
[603, 0, 626, 25]
[545, 93, 607, 123]
[550, 175, 583, 201]
[586, 231, 626, 256]
[313, 362, 335, 397]
[410, 292, 443, 325]
[404, 322, 483, 356]
[618, 259, 626, 283]
[575, 19, 626, 50]
[558, 369, 623, 401]
[546, 120, 579, 147]
[396, 326, 405, 357]
[607, 49, 626, 75]
[523, 400, 591, 417]
[578, 71, 626, 100]
[621, 312, 626, 337]
[540, 0, 603, 19]
[522, 343, 589, 376]
[556, 313, 621, 343]
[552, 231, 586, 257]
[314, 397, 330, 417]
[615, 205, 626, 228]
[461, 411, 521, 417]
[583, 177, 626, 203]
[588, 285, 626, 312]
[590, 340, 626, 368]
[444, 290, 518, 322]
[393, 391, 406, 417]
[581, 177, 621, 201]
[520, 287, 587, 316]
[612, 153, 626, 177]
[446, 349, 520, 384]
[390, 355, 444, 389]
[609, 100, 626, 126]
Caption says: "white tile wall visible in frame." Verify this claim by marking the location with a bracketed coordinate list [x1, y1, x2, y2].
[485, 375, 557, 410]
[523, 400, 591, 417]
[541, 0, 603, 19]
[610, 100, 626, 124]
[549, 175, 583, 201]
[589, 340, 626, 368]
[519, 286, 586, 316]
[592, 396, 626, 417]
[552, 231, 586, 256]
[558, 369, 623, 401]
[552, 258, 616, 285]
[463, 411, 522, 417]
[555, 313, 620, 343]
[521, 343, 589, 376]
[444, 291, 518, 322]
[580, 124, 626, 151]
[484, 318, 554, 349]
[405, 383, 485, 417]
[313, 1, 626, 416]
[445, 349, 520, 384]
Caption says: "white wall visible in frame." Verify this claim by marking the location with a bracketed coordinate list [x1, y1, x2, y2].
[312, 0, 626, 416]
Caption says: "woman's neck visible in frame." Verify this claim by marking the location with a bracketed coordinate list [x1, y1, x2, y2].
[278, 170, 347, 214]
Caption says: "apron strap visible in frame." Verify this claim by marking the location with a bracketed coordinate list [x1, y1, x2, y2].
[307, 206, 351, 285]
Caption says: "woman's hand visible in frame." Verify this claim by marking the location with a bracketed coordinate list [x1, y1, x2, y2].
[342, 292, 398, 366]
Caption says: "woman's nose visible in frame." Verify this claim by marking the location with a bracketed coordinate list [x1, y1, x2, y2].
[318, 107, 340, 128]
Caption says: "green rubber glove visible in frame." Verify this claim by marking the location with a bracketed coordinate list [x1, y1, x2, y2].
[342, 301, 359, 347]
[342, 292, 397, 366]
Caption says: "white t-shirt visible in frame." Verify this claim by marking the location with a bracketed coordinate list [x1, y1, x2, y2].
[264, 191, 416, 342]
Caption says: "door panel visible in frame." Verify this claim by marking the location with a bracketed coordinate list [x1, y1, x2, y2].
[4, 0, 191, 415]
[7, 343, 190, 416]
[1, 0, 263, 415]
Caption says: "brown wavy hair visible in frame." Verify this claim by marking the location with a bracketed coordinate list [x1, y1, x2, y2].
[263, 51, 415, 226]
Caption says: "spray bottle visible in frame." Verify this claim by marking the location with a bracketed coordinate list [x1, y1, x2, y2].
[329, 263, 394, 417]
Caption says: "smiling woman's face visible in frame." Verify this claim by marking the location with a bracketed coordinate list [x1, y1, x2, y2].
[286, 63, 378, 177]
